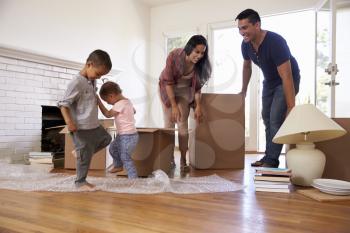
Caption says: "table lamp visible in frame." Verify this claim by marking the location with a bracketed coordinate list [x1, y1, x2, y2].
[273, 104, 346, 186]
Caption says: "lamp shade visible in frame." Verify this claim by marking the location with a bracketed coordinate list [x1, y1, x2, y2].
[273, 104, 346, 144]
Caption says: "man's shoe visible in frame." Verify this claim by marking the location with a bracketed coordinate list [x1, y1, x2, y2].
[251, 160, 264, 167]
[261, 163, 278, 168]
[170, 160, 176, 169]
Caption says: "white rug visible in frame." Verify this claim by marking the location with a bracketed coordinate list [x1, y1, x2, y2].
[0, 161, 244, 194]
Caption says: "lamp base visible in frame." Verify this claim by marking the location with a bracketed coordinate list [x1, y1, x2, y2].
[286, 143, 326, 186]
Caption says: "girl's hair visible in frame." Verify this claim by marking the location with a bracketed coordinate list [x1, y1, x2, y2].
[99, 81, 122, 97]
[183, 35, 212, 85]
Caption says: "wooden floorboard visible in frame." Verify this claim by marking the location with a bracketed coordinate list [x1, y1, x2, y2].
[0, 154, 349, 233]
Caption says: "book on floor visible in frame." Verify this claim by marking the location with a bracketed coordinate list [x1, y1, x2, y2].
[254, 175, 291, 182]
[254, 183, 290, 189]
[255, 187, 290, 193]
[255, 167, 292, 176]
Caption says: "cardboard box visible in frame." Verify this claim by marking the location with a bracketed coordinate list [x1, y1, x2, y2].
[316, 118, 350, 181]
[60, 119, 114, 170]
[131, 128, 175, 177]
[189, 93, 245, 169]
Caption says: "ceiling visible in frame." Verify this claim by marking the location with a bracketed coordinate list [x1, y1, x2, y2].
[139, 0, 191, 7]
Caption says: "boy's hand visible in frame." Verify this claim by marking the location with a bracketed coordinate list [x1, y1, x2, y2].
[67, 122, 77, 132]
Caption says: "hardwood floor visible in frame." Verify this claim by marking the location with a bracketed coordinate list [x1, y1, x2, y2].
[0, 154, 349, 233]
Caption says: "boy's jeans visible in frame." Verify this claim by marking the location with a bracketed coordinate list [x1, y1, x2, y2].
[72, 125, 112, 186]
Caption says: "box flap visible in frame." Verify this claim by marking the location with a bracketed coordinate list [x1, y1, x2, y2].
[59, 119, 114, 134]
[137, 128, 158, 133]
[59, 126, 69, 134]
[160, 128, 177, 131]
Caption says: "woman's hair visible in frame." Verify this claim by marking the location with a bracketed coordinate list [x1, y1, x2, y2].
[99, 81, 122, 97]
[183, 35, 212, 85]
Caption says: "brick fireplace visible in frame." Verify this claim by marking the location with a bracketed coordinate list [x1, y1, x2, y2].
[0, 46, 119, 161]
[0, 54, 76, 161]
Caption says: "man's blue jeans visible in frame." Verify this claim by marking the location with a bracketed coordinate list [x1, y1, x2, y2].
[260, 82, 299, 167]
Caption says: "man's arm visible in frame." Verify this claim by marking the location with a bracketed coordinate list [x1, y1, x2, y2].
[277, 60, 295, 115]
[240, 59, 252, 97]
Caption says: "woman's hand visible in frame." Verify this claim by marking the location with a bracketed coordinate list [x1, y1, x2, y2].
[171, 105, 181, 123]
[194, 105, 203, 124]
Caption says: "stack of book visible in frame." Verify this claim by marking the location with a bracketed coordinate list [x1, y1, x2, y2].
[28, 152, 53, 165]
[254, 167, 292, 193]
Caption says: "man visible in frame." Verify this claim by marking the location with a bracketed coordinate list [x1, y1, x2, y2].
[235, 9, 300, 168]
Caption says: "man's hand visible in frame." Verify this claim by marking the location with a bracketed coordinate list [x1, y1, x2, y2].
[239, 90, 247, 98]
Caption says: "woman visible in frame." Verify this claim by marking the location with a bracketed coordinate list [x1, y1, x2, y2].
[159, 35, 212, 171]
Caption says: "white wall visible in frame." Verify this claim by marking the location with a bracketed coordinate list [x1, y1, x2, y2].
[0, 55, 78, 159]
[148, 0, 320, 127]
[0, 0, 151, 125]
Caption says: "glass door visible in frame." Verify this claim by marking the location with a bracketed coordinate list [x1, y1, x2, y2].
[316, 0, 350, 117]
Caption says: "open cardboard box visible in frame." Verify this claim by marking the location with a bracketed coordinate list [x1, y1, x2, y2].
[189, 93, 245, 169]
[60, 119, 114, 170]
[133, 128, 175, 176]
[107, 127, 175, 177]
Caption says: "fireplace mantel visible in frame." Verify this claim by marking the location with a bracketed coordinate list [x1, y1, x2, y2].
[0, 44, 121, 76]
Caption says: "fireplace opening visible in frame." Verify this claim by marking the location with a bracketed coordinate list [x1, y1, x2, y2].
[41, 106, 65, 167]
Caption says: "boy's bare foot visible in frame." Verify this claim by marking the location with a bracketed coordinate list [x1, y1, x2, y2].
[77, 182, 96, 191]
[109, 166, 123, 173]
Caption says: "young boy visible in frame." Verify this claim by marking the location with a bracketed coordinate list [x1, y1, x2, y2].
[97, 81, 139, 179]
[58, 50, 112, 191]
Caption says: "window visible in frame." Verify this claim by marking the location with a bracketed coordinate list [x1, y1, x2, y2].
[165, 34, 193, 54]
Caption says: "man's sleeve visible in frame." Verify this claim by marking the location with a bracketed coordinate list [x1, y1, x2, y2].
[241, 41, 250, 60]
[271, 36, 291, 67]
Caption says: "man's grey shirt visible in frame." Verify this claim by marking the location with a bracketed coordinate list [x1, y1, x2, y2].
[58, 74, 99, 130]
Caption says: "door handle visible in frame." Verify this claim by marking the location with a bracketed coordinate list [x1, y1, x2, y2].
[324, 80, 340, 86]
